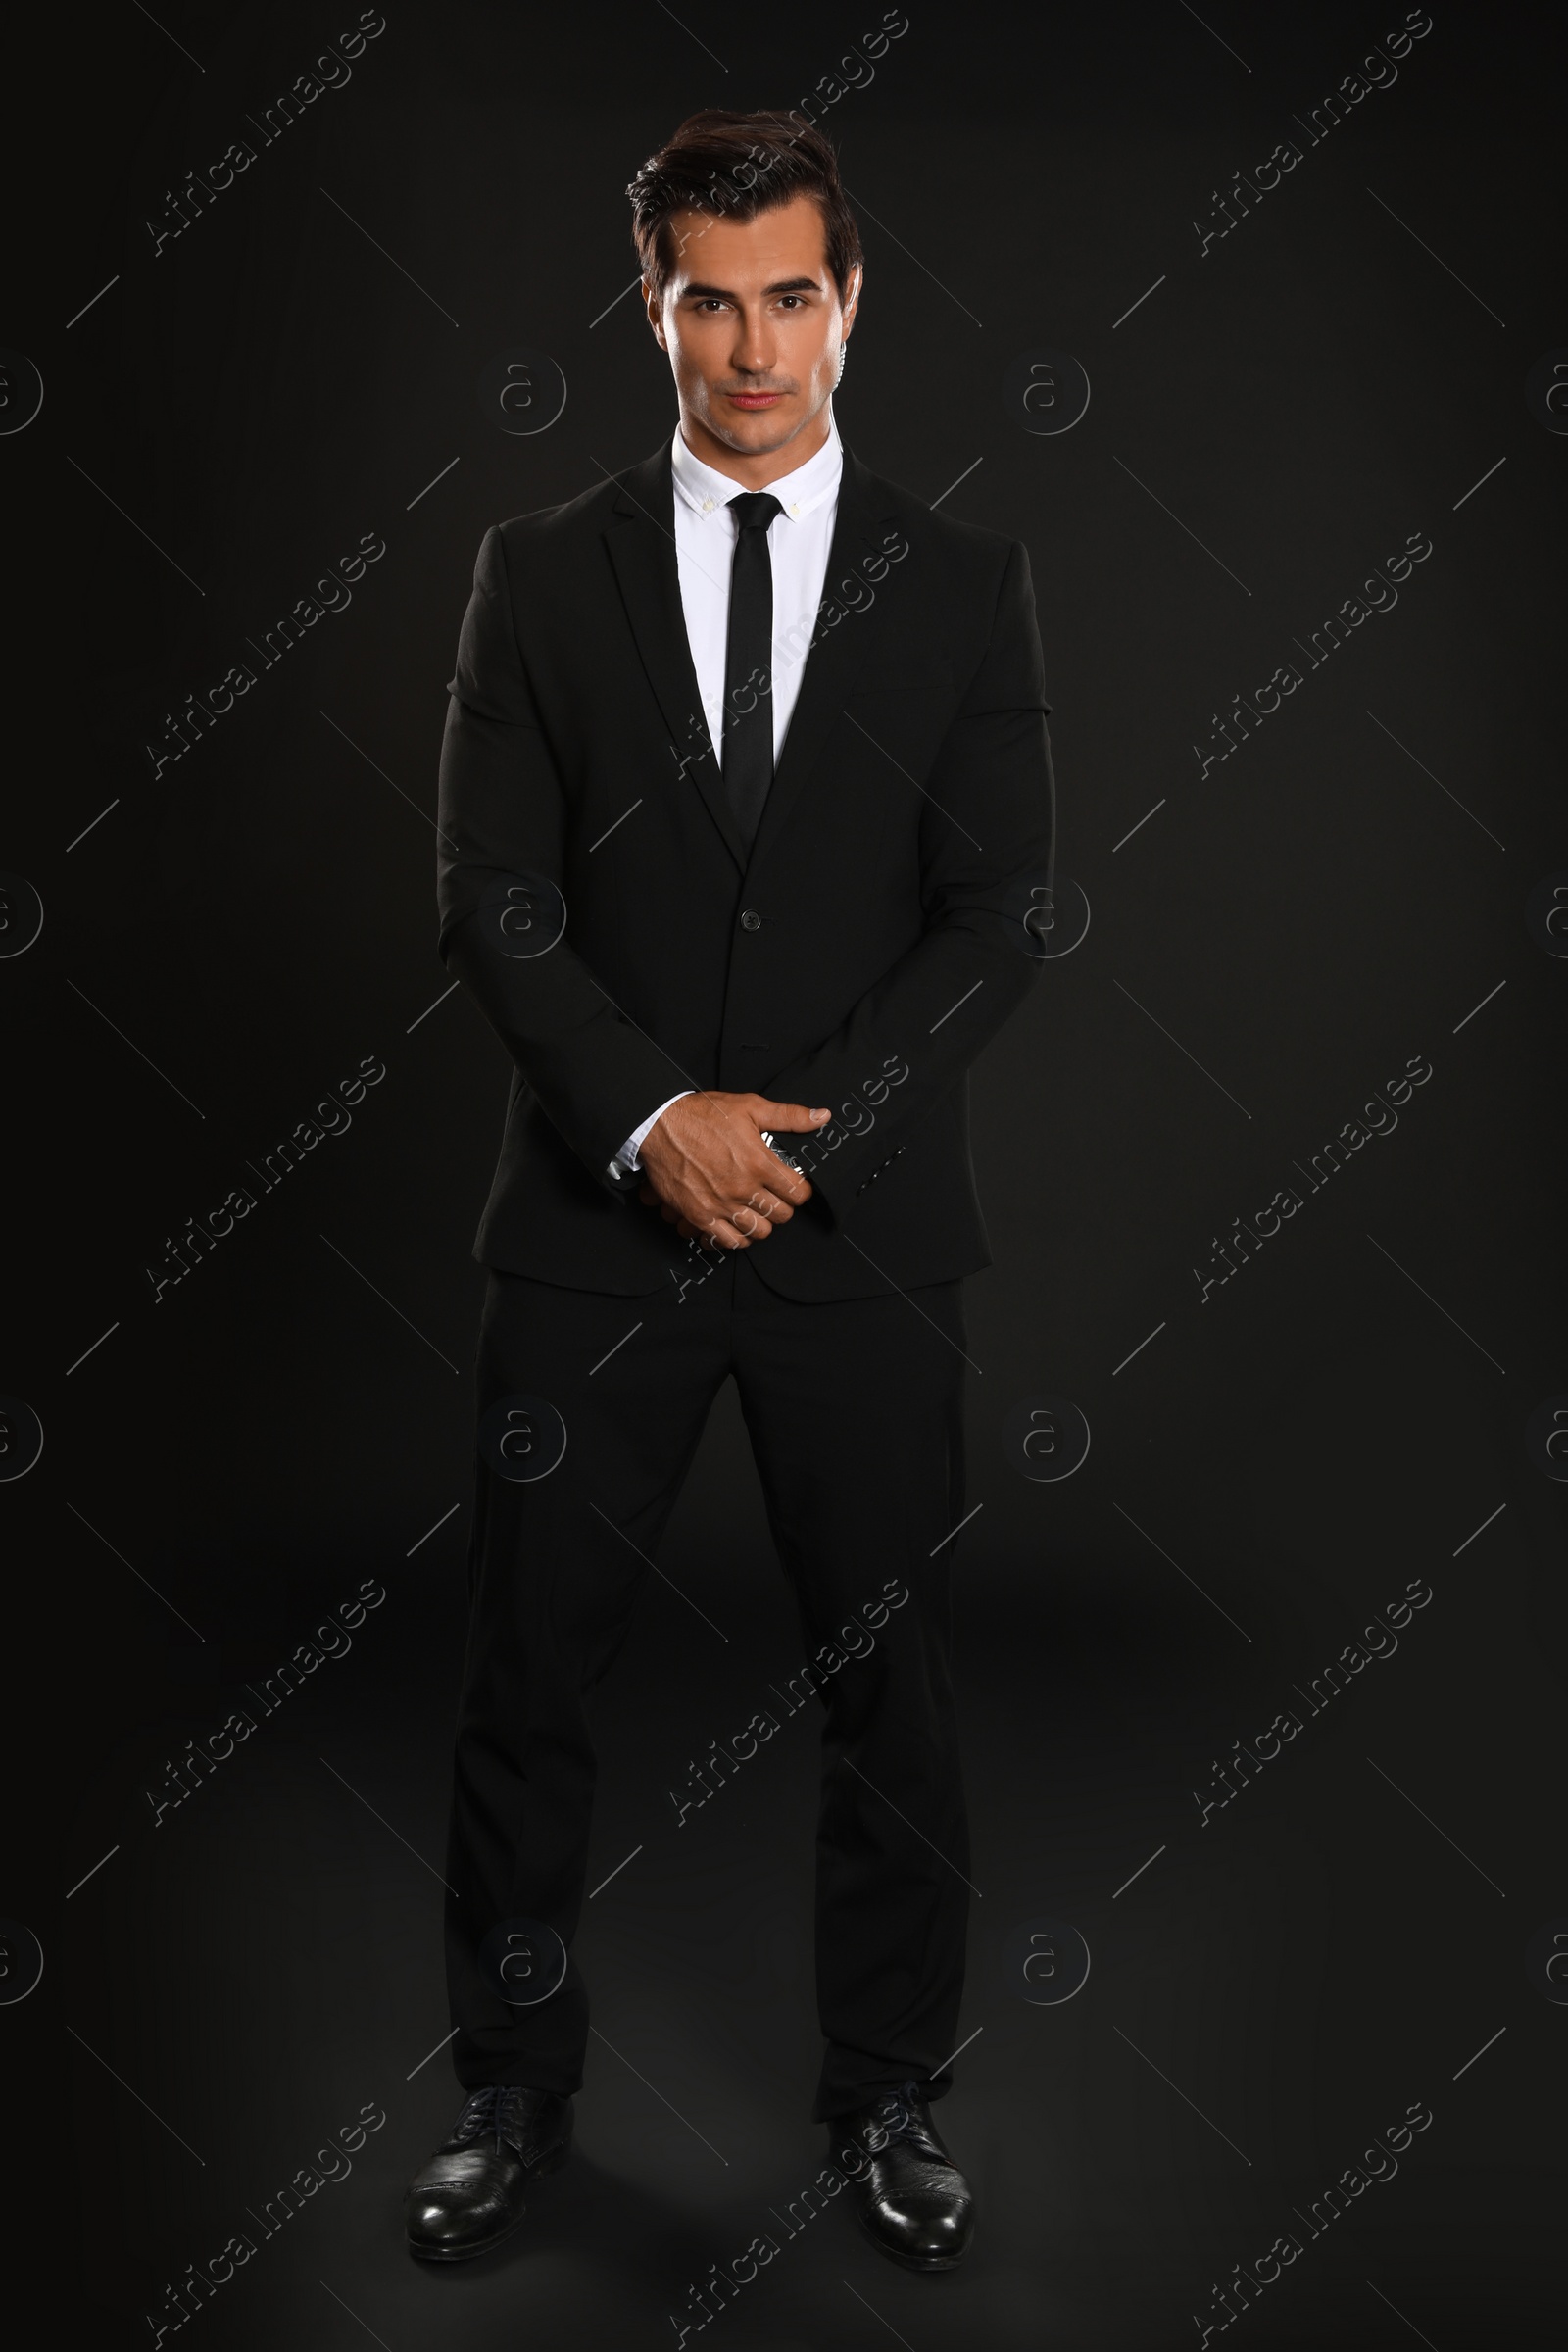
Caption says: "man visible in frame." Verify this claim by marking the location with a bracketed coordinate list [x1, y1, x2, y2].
[405, 106, 1055, 2276]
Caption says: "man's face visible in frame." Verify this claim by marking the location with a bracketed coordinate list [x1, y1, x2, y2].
[645, 191, 860, 461]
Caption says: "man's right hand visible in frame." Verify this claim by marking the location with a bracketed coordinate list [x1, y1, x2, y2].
[636, 1092, 831, 1250]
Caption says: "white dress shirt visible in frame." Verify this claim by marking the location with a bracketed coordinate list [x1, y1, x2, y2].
[612, 413, 845, 1176]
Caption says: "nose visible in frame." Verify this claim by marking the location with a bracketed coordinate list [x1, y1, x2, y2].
[729, 305, 777, 375]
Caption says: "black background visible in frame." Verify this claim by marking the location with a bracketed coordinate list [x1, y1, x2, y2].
[4, 2, 1565, 2344]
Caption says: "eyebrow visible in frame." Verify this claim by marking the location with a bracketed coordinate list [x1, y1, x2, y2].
[678, 275, 825, 299]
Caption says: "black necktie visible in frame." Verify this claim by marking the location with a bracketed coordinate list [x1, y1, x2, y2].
[721, 490, 783, 854]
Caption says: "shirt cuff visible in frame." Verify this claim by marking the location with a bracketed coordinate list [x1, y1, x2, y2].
[614, 1090, 695, 1174]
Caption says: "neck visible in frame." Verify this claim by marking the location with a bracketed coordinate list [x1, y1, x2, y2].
[677, 402, 834, 490]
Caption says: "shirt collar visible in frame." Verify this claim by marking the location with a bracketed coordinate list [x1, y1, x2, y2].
[670, 411, 843, 525]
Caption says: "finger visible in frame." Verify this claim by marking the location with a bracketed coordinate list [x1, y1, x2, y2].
[753, 1154, 811, 1206]
[751, 1098, 832, 1134]
[680, 1212, 750, 1250]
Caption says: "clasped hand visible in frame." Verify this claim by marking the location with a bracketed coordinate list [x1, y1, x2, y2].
[636, 1091, 830, 1250]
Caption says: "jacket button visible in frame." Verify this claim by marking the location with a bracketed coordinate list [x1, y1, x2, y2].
[740, 909, 761, 930]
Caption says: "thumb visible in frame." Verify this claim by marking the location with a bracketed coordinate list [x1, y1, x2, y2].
[754, 1099, 832, 1133]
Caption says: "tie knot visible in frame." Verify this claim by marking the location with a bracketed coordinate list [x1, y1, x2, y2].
[729, 490, 783, 534]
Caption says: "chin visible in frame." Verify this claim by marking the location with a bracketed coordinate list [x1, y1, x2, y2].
[731, 405, 803, 441]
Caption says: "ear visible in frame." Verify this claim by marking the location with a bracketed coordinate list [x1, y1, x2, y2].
[842, 264, 863, 332]
[642, 279, 667, 350]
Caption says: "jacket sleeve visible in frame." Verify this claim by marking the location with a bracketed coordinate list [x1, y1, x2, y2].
[435, 524, 696, 1195]
[761, 535, 1055, 1228]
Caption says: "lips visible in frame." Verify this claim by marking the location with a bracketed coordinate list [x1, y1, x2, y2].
[727, 392, 783, 407]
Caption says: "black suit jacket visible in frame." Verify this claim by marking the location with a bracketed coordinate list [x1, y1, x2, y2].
[435, 434, 1055, 1301]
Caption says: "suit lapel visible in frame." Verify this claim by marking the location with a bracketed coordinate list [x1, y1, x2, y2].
[746, 446, 901, 871]
[602, 443, 747, 871]
[600, 439, 904, 879]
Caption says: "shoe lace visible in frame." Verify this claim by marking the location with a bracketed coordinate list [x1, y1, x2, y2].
[863, 2081, 947, 2159]
[453, 2085, 534, 2150]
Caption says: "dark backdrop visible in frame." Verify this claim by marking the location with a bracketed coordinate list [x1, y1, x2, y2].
[4, 3, 1565, 2345]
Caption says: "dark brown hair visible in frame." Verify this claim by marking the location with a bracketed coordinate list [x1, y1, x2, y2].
[626, 109, 864, 306]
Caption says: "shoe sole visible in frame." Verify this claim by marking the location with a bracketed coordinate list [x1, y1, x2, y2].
[406, 2138, 570, 2263]
[858, 2204, 972, 2273]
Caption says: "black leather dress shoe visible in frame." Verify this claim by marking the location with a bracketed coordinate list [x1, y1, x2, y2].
[827, 2082, 975, 2272]
[406, 2084, 572, 2262]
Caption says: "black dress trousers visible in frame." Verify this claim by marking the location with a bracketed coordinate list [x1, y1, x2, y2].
[443, 1243, 973, 2123]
